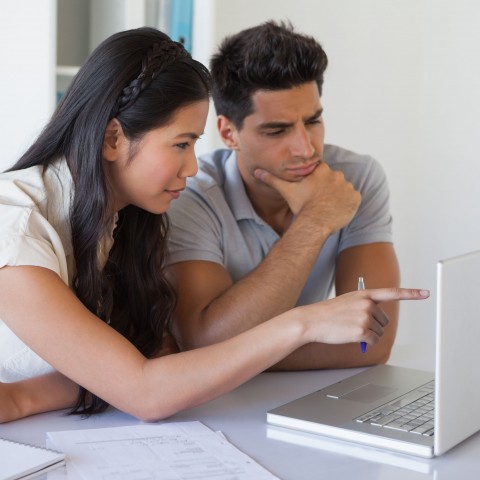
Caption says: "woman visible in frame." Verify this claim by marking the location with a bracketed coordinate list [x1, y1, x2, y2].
[0, 27, 428, 423]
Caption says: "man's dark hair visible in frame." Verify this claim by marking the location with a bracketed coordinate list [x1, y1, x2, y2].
[210, 20, 328, 128]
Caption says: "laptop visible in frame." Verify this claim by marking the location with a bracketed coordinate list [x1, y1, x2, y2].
[267, 250, 480, 458]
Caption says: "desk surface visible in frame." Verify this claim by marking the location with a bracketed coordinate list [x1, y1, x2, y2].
[1, 368, 479, 479]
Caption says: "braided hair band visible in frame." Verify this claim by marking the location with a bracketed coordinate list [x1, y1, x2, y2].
[115, 40, 189, 116]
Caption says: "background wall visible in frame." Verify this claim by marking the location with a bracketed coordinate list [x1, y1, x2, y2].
[1, 0, 56, 170]
[193, 0, 480, 370]
[1, 0, 479, 371]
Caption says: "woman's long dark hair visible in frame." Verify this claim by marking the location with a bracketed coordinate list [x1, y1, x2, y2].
[8, 28, 211, 414]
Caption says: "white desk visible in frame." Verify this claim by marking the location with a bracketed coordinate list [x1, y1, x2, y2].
[1, 368, 479, 479]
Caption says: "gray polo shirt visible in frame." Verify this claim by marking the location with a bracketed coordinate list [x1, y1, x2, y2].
[166, 145, 393, 305]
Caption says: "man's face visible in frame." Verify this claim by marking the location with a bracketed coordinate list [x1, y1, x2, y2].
[233, 81, 325, 183]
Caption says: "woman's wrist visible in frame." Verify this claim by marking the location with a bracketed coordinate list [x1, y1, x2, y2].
[276, 306, 313, 350]
[0, 382, 25, 423]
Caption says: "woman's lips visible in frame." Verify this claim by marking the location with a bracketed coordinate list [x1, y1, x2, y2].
[166, 187, 185, 199]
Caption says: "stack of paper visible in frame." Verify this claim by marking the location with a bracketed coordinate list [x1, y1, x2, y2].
[47, 421, 278, 479]
[0, 437, 65, 480]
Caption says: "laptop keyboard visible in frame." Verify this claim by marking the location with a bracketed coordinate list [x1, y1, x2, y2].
[355, 381, 435, 436]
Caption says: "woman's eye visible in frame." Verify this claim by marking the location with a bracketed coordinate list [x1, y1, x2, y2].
[175, 142, 190, 150]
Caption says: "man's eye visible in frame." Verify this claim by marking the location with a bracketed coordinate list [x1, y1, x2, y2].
[265, 130, 285, 137]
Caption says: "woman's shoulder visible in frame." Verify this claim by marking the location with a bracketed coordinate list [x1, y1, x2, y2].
[0, 160, 72, 280]
[0, 159, 72, 213]
[0, 164, 47, 208]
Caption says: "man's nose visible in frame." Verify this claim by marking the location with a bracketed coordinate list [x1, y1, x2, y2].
[290, 126, 315, 158]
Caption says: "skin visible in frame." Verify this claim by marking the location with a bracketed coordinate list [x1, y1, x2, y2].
[168, 82, 401, 368]
[0, 99, 429, 424]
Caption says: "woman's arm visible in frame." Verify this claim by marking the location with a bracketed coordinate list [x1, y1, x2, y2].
[0, 265, 428, 422]
[0, 372, 78, 423]
[0, 330, 179, 423]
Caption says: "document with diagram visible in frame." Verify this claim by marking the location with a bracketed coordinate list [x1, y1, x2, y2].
[47, 421, 278, 479]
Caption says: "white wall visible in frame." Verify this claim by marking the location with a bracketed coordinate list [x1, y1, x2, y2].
[193, 0, 480, 370]
[2, 1, 478, 371]
[1, 0, 56, 171]
[1, 0, 152, 173]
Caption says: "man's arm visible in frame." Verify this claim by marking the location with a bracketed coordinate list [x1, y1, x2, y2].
[169, 157, 401, 369]
[272, 242, 400, 369]
[168, 162, 361, 353]
[170, 241, 400, 370]
[169, 213, 333, 349]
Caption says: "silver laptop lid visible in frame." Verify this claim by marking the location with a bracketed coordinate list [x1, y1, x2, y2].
[267, 250, 480, 458]
[434, 250, 480, 455]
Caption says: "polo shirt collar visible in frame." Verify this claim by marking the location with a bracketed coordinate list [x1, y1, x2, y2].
[224, 151, 263, 223]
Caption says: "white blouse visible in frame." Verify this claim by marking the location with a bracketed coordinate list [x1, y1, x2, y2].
[0, 160, 114, 381]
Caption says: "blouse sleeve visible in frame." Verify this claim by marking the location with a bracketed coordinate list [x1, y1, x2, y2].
[0, 204, 67, 282]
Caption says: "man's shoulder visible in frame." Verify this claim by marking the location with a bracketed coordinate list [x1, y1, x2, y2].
[324, 144, 375, 167]
[324, 144, 386, 189]
[187, 148, 233, 193]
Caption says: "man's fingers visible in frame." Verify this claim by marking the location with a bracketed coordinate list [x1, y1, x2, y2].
[366, 288, 430, 304]
[254, 168, 278, 188]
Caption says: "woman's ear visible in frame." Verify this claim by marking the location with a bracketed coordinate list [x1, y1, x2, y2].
[103, 118, 125, 162]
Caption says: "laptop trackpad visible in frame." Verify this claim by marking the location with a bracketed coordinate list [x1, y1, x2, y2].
[331, 383, 398, 403]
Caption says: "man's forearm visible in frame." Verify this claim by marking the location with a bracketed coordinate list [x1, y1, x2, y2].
[189, 216, 332, 345]
[173, 160, 362, 351]
[269, 340, 393, 370]
[199, 242, 401, 369]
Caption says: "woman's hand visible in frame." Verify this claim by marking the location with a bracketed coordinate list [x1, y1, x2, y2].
[300, 287, 430, 346]
[0, 372, 78, 423]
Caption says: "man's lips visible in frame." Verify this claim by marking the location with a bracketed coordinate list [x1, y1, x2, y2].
[285, 161, 320, 176]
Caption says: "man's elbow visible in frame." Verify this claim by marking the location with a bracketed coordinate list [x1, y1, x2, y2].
[371, 339, 394, 365]
[173, 322, 220, 351]
[175, 330, 209, 351]
[171, 314, 215, 351]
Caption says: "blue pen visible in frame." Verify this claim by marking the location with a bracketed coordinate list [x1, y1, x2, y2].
[358, 276, 367, 353]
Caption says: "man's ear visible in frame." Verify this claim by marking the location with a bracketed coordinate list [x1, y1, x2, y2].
[103, 118, 125, 162]
[217, 115, 240, 150]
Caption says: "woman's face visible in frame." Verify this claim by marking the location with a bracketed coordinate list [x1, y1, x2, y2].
[105, 100, 208, 213]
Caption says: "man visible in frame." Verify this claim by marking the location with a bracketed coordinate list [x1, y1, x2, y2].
[166, 21, 400, 369]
